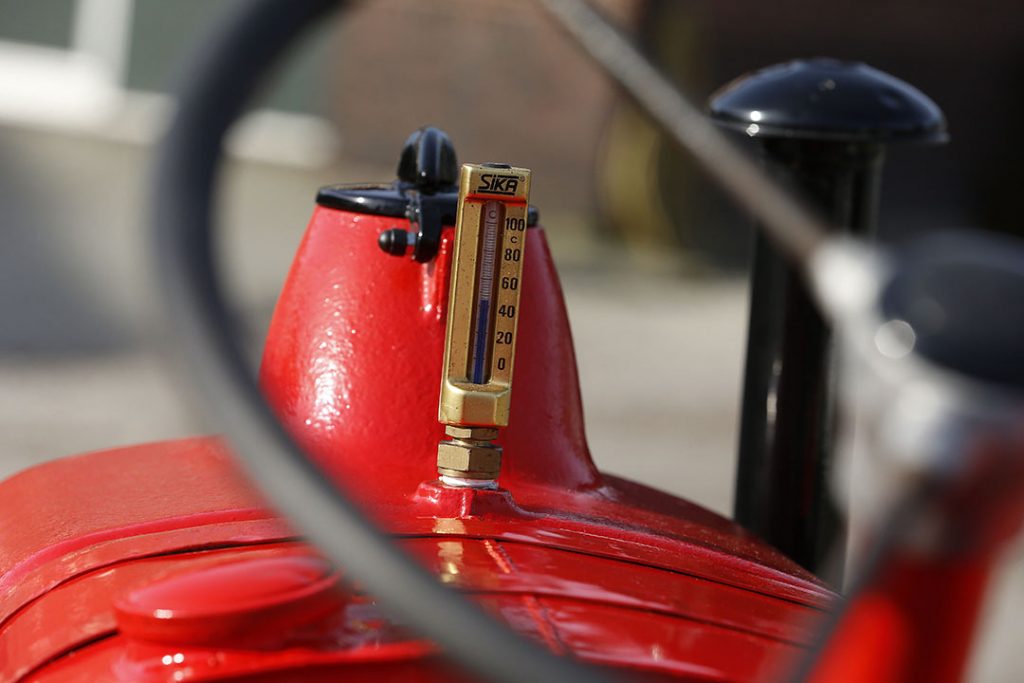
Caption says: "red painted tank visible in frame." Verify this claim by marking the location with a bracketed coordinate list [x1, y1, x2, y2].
[259, 204, 602, 499]
[0, 198, 834, 681]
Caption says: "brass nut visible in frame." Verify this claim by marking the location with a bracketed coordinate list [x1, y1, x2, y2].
[437, 441, 502, 479]
[445, 425, 499, 441]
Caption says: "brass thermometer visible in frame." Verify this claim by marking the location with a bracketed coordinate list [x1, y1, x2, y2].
[437, 162, 532, 484]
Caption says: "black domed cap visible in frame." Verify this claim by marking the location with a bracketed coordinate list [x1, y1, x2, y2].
[881, 231, 1024, 392]
[709, 58, 947, 144]
[397, 126, 458, 191]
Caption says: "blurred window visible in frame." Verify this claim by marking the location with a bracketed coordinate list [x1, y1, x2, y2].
[0, 0, 336, 165]
[125, 0, 331, 116]
[0, 1, 76, 47]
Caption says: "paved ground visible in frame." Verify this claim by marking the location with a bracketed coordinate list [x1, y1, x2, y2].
[0, 272, 749, 515]
[1, 125, 1020, 680]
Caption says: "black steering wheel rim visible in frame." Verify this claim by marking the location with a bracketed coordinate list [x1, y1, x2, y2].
[151, 1, 608, 682]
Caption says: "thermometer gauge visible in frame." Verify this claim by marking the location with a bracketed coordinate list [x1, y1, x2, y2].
[437, 163, 531, 482]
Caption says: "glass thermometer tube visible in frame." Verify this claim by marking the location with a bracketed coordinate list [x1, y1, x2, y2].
[470, 200, 502, 384]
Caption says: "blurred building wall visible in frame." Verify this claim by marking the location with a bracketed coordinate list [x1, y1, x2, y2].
[328, 0, 637, 211]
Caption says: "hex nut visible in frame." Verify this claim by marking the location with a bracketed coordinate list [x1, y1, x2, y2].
[437, 441, 502, 479]
[445, 426, 499, 441]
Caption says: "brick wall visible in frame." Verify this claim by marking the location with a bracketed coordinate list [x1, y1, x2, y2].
[326, 0, 639, 209]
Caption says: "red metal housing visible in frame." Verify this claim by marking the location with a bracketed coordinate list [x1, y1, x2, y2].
[0, 206, 833, 682]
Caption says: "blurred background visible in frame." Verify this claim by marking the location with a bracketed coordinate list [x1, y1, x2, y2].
[1, 0, 1022, 679]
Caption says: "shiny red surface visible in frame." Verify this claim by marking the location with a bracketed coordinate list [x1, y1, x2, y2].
[1, 439, 830, 681]
[0, 207, 834, 681]
[807, 595, 910, 683]
[2, 545, 309, 682]
[259, 207, 820, 581]
[116, 555, 344, 647]
[805, 436, 1024, 683]
[804, 552, 997, 683]
[260, 207, 601, 498]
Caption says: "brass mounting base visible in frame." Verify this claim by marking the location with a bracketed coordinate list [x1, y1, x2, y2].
[437, 426, 502, 480]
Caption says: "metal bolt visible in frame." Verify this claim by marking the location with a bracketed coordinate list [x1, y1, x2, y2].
[377, 228, 418, 257]
[445, 426, 500, 441]
[437, 440, 502, 480]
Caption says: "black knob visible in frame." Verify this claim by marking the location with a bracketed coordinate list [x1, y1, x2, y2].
[397, 126, 458, 192]
[377, 228, 417, 257]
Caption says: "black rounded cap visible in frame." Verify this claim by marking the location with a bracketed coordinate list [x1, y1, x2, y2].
[397, 126, 458, 191]
[709, 58, 947, 144]
[881, 231, 1024, 392]
[377, 228, 410, 256]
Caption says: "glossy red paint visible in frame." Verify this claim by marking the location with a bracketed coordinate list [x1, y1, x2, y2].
[806, 595, 910, 683]
[803, 552, 1001, 683]
[259, 206, 821, 578]
[0, 206, 835, 681]
[116, 555, 344, 647]
[806, 435, 1024, 683]
[260, 206, 602, 498]
[2, 545, 310, 682]
[1, 439, 831, 681]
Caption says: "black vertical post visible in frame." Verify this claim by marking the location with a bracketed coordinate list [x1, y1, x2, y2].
[708, 59, 947, 581]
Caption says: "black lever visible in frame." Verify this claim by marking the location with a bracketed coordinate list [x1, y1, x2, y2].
[393, 126, 459, 262]
[397, 126, 458, 191]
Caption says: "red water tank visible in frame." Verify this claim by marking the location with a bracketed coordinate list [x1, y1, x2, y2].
[0, 144, 832, 682]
